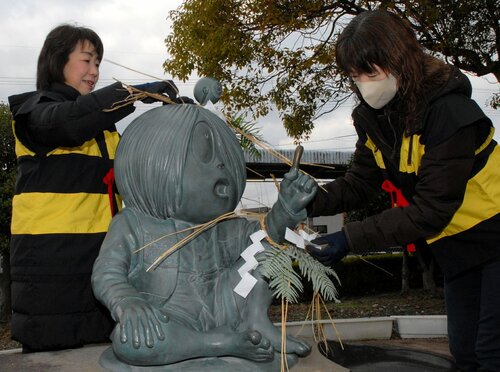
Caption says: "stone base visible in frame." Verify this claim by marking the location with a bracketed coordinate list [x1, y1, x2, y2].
[0, 337, 348, 371]
[100, 346, 297, 372]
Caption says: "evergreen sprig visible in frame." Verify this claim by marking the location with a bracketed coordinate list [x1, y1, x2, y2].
[225, 112, 264, 159]
[259, 245, 340, 304]
[260, 247, 303, 303]
[291, 246, 340, 302]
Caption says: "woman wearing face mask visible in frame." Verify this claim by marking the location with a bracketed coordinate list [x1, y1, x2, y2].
[8, 24, 181, 353]
[306, 10, 500, 371]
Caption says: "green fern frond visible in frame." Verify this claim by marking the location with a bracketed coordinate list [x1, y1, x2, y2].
[274, 267, 302, 302]
[260, 246, 303, 303]
[289, 246, 340, 302]
[260, 246, 289, 277]
[259, 245, 340, 303]
[268, 268, 302, 304]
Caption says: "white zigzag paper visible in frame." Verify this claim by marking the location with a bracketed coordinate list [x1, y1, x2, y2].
[233, 229, 266, 298]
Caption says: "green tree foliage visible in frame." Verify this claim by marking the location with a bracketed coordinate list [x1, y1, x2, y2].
[393, 0, 499, 80]
[0, 103, 15, 254]
[0, 103, 14, 320]
[489, 92, 500, 109]
[165, 0, 499, 139]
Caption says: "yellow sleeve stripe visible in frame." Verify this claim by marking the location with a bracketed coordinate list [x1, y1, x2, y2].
[11, 192, 114, 235]
[46, 138, 102, 157]
[13, 127, 120, 159]
[104, 130, 120, 159]
[427, 145, 500, 243]
[475, 127, 495, 155]
[400, 134, 425, 175]
[365, 137, 386, 169]
[46, 131, 120, 158]
[12, 120, 36, 157]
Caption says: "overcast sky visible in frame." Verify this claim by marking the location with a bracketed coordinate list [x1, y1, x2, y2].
[1, 0, 498, 208]
[1, 0, 350, 151]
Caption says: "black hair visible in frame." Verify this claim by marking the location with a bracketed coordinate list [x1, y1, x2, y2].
[36, 24, 103, 90]
[336, 10, 429, 126]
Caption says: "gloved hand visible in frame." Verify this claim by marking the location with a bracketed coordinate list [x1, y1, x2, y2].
[133, 80, 179, 103]
[175, 96, 195, 104]
[306, 230, 350, 267]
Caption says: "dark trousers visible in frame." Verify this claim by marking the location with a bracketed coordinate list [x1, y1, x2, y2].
[445, 259, 500, 371]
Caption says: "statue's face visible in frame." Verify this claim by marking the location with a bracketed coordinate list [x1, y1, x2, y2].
[174, 121, 239, 223]
[194, 77, 223, 105]
[208, 79, 222, 102]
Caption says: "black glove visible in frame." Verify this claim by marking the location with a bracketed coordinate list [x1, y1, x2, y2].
[174, 96, 195, 104]
[306, 230, 350, 267]
[133, 81, 178, 103]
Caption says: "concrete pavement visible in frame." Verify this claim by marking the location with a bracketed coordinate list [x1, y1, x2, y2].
[0, 338, 348, 372]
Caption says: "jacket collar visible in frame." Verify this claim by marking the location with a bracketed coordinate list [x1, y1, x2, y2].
[8, 83, 81, 117]
[48, 82, 81, 100]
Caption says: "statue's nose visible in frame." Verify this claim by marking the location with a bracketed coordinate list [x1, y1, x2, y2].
[217, 162, 225, 169]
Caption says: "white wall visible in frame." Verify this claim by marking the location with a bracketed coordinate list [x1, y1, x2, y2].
[310, 214, 344, 234]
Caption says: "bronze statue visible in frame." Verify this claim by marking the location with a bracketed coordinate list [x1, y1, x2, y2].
[91, 103, 317, 371]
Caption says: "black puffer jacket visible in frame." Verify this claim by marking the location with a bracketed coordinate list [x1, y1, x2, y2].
[308, 67, 500, 279]
[8, 82, 134, 350]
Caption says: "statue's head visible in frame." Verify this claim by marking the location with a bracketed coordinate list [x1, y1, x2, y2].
[193, 77, 222, 106]
[115, 104, 246, 223]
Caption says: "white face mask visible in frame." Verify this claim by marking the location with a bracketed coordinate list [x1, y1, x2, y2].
[355, 74, 398, 109]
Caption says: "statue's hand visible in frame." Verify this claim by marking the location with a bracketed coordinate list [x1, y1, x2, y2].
[279, 166, 317, 217]
[264, 146, 318, 243]
[114, 297, 169, 349]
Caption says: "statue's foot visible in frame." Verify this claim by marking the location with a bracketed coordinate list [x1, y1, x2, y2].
[282, 334, 312, 357]
[227, 329, 274, 362]
[247, 319, 311, 356]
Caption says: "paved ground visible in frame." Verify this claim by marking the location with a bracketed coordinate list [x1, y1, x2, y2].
[0, 340, 345, 372]
[355, 337, 451, 358]
[0, 337, 450, 371]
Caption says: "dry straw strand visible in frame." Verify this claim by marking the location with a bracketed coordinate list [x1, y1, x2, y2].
[145, 211, 238, 271]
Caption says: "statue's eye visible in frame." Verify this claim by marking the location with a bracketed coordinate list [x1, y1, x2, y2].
[191, 122, 214, 164]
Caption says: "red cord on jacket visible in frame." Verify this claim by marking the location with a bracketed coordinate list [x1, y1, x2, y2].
[381, 180, 416, 253]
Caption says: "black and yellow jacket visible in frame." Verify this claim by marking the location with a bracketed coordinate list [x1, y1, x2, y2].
[8, 82, 134, 350]
[308, 67, 500, 279]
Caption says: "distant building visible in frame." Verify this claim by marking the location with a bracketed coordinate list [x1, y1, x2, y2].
[308, 214, 344, 234]
[240, 149, 352, 236]
[244, 149, 352, 180]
